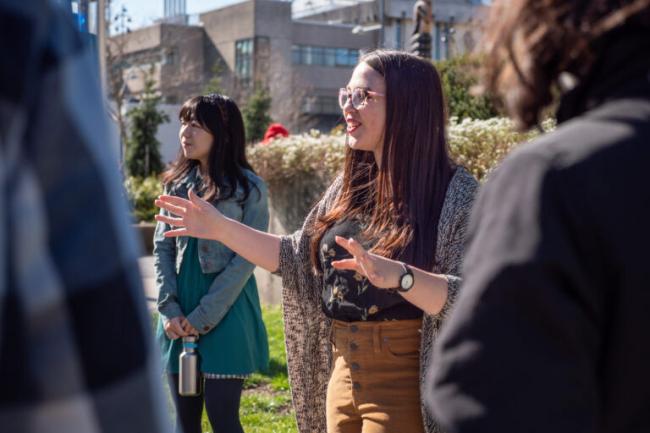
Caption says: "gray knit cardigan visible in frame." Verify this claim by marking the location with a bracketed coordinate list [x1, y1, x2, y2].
[275, 167, 479, 433]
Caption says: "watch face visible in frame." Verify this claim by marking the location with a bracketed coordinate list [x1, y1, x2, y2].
[401, 273, 414, 289]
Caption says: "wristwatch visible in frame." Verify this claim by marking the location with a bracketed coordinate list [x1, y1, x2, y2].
[397, 263, 414, 292]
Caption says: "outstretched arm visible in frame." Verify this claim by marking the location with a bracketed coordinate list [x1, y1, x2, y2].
[155, 189, 281, 273]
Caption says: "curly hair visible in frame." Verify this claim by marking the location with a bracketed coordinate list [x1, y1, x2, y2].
[481, 0, 650, 129]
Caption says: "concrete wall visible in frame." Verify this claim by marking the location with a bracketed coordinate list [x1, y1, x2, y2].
[159, 24, 207, 102]
[110, 25, 162, 54]
[253, 1, 294, 127]
[110, 23, 207, 103]
[201, 2, 256, 71]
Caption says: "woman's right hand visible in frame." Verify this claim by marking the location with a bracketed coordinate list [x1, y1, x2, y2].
[164, 316, 188, 340]
[155, 189, 225, 241]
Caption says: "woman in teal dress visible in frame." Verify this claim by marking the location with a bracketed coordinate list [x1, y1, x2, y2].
[153, 94, 269, 433]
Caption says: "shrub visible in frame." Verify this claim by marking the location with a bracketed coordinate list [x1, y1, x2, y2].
[434, 55, 499, 120]
[449, 117, 556, 180]
[248, 118, 555, 184]
[243, 86, 273, 144]
[247, 130, 345, 230]
[246, 118, 555, 230]
[124, 175, 163, 223]
[125, 69, 169, 178]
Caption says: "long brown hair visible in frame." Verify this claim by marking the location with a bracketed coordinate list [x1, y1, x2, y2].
[481, 0, 650, 129]
[310, 50, 455, 272]
[162, 94, 257, 203]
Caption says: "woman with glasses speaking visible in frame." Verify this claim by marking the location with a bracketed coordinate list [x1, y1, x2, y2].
[155, 50, 478, 433]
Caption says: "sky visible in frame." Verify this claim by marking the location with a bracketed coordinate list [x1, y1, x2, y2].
[111, 0, 491, 33]
[111, 0, 241, 31]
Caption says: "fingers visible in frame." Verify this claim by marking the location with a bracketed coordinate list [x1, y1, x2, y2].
[181, 318, 200, 336]
[163, 228, 189, 238]
[170, 320, 183, 335]
[154, 214, 186, 227]
[334, 235, 352, 253]
[164, 319, 183, 339]
[155, 199, 187, 217]
[158, 194, 193, 208]
[331, 258, 358, 271]
[335, 236, 366, 257]
[338, 237, 380, 280]
[180, 318, 192, 332]
[188, 188, 206, 207]
[333, 236, 379, 281]
[170, 318, 188, 337]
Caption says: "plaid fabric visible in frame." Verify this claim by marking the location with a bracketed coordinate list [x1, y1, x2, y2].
[0, 2, 170, 432]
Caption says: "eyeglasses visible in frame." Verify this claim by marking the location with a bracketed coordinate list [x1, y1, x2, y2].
[338, 87, 385, 110]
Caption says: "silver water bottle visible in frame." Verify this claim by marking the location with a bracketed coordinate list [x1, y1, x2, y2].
[179, 336, 201, 396]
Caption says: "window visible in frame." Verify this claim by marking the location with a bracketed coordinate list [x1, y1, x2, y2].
[311, 46, 324, 65]
[319, 96, 339, 114]
[291, 45, 301, 64]
[349, 49, 359, 65]
[162, 48, 177, 65]
[291, 45, 360, 67]
[302, 46, 313, 65]
[324, 48, 336, 66]
[303, 95, 340, 114]
[235, 39, 253, 82]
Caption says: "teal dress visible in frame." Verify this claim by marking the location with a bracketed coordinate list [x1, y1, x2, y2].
[157, 237, 269, 376]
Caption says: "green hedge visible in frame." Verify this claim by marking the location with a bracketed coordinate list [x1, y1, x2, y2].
[448, 117, 555, 180]
[125, 118, 554, 224]
[248, 118, 555, 184]
[434, 55, 500, 120]
[247, 118, 554, 231]
[124, 175, 162, 223]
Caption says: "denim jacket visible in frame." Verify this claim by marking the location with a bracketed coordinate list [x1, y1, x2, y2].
[154, 166, 269, 334]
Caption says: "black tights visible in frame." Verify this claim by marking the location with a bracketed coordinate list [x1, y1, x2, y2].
[167, 374, 244, 433]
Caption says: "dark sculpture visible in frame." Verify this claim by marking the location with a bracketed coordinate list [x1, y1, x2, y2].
[410, 0, 433, 58]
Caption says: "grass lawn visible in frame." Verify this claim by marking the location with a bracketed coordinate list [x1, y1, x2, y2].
[210, 306, 297, 433]
[155, 306, 297, 433]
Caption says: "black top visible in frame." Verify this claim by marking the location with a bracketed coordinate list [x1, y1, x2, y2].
[319, 218, 422, 322]
[427, 29, 650, 433]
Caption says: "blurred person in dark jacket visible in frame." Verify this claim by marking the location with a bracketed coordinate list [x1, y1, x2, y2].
[427, 1, 650, 432]
[0, 1, 169, 432]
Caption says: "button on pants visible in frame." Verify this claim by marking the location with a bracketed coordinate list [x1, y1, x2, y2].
[326, 318, 424, 433]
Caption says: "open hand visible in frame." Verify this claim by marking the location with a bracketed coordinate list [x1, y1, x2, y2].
[154, 189, 224, 240]
[331, 236, 403, 289]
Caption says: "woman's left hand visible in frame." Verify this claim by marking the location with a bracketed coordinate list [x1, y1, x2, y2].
[180, 318, 200, 336]
[331, 236, 403, 290]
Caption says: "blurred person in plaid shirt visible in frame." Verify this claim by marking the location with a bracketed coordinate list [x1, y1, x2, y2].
[0, 1, 169, 432]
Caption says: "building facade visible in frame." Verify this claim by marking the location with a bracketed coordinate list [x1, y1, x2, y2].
[109, 0, 485, 152]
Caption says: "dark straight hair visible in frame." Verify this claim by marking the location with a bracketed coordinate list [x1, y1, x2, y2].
[162, 94, 257, 203]
[310, 50, 456, 272]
